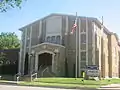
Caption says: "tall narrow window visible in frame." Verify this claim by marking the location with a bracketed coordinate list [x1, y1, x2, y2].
[81, 29, 86, 32]
[51, 36, 56, 43]
[56, 35, 60, 44]
[80, 61, 86, 68]
[81, 34, 86, 43]
[81, 20, 86, 32]
[46, 36, 51, 43]
[81, 43, 86, 50]
[81, 52, 86, 62]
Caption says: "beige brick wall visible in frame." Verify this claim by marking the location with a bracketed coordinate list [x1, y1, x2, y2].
[19, 14, 120, 78]
[108, 34, 119, 78]
[101, 31, 109, 78]
[95, 26, 120, 78]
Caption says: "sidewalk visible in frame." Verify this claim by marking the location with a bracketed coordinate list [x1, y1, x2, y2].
[101, 84, 120, 88]
[97, 84, 120, 89]
[0, 80, 19, 85]
[0, 80, 97, 90]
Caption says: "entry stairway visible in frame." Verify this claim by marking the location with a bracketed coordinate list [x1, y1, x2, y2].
[12, 65, 56, 82]
[37, 65, 55, 77]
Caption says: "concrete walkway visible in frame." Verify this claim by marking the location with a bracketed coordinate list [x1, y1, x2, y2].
[98, 84, 120, 90]
[0, 81, 96, 90]
[101, 84, 120, 88]
[0, 81, 18, 84]
[0, 84, 76, 90]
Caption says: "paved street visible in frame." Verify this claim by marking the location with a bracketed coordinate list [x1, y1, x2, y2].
[0, 84, 76, 90]
[1, 84, 120, 90]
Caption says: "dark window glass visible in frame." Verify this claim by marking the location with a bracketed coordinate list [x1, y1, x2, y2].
[81, 52, 86, 61]
[81, 34, 86, 43]
[47, 36, 51, 42]
[80, 61, 86, 68]
[56, 35, 60, 44]
[81, 44, 86, 50]
[51, 36, 56, 43]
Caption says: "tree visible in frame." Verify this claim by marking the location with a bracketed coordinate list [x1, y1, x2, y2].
[0, 32, 20, 49]
[0, 0, 24, 12]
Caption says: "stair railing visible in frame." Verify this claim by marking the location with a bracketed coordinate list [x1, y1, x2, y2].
[14, 73, 21, 83]
[41, 67, 48, 77]
[31, 72, 37, 82]
[38, 65, 43, 71]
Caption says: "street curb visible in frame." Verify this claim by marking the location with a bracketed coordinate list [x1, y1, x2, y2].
[0, 81, 97, 90]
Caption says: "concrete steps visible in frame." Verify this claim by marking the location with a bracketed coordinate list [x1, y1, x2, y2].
[37, 66, 55, 77]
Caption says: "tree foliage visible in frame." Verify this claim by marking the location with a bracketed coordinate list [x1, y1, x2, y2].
[0, 0, 23, 12]
[0, 32, 20, 49]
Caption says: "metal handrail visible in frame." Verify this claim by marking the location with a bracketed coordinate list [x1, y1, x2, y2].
[41, 67, 55, 77]
[31, 73, 37, 78]
[14, 73, 20, 83]
[31, 72, 37, 81]
[41, 67, 48, 76]
[39, 65, 43, 70]
[16, 76, 20, 83]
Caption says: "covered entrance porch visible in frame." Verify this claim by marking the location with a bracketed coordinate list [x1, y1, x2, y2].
[36, 50, 55, 77]
[29, 43, 65, 77]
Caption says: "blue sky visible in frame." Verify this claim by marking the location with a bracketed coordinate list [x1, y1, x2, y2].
[0, 0, 120, 39]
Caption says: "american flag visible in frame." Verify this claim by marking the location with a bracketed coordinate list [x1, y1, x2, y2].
[71, 17, 77, 34]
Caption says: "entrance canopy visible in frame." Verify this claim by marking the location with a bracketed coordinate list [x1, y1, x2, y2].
[31, 43, 65, 54]
[30, 43, 66, 76]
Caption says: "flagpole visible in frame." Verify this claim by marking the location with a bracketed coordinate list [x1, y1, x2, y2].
[78, 17, 81, 78]
[102, 16, 103, 25]
[75, 12, 78, 79]
[99, 16, 103, 80]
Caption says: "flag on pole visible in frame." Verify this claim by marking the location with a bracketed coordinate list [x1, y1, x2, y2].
[71, 16, 77, 34]
[70, 12, 78, 78]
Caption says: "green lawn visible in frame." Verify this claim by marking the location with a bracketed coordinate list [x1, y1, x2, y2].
[19, 78, 120, 89]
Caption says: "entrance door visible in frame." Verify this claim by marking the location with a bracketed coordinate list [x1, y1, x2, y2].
[38, 53, 52, 70]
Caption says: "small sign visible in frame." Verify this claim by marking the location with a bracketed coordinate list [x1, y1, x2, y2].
[82, 72, 85, 78]
[87, 65, 98, 70]
[86, 65, 99, 77]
